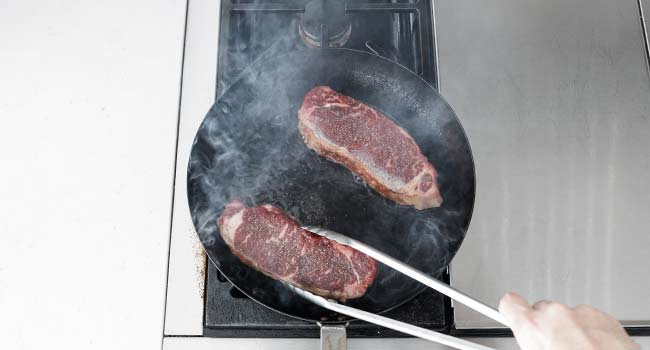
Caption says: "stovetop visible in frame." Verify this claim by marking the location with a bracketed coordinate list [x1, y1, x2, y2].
[205, 0, 447, 337]
[216, 0, 438, 97]
[205, 263, 451, 337]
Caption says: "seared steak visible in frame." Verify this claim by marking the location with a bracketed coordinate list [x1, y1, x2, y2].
[217, 200, 377, 300]
[298, 86, 442, 210]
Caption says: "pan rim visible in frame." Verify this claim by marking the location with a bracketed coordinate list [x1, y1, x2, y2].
[189, 47, 476, 324]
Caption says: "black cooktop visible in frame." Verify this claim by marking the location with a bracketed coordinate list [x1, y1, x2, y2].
[204, 263, 451, 337]
[205, 0, 449, 337]
[215, 0, 438, 97]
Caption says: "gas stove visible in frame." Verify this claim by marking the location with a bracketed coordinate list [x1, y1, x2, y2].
[215, 0, 438, 97]
[204, 264, 450, 337]
[203, 0, 450, 338]
[164, 0, 650, 346]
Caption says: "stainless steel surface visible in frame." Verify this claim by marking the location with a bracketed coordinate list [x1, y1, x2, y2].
[288, 285, 495, 350]
[641, 0, 650, 75]
[320, 325, 347, 350]
[435, 0, 650, 327]
[303, 226, 508, 326]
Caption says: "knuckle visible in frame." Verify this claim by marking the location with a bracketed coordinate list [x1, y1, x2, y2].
[547, 302, 570, 314]
[532, 300, 551, 310]
[501, 292, 517, 301]
[512, 311, 535, 328]
[574, 304, 594, 313]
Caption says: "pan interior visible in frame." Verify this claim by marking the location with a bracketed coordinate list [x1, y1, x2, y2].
[187, 48, 475, 322]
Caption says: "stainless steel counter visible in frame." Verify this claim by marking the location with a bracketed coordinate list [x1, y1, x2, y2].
[435, 0, 650, 328]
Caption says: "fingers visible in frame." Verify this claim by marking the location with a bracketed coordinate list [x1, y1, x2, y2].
[499, 296, 641, 350]
[532, 300, 552, 310]
[499, 292, 533, 330]
[533, 301, 571, 316]
[499, 292, 530, 310]
[574, 304, 623, 330]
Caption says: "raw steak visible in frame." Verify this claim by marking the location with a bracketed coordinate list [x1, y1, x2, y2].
[217, 200, 378, 300]
[298, 86, 443, 210]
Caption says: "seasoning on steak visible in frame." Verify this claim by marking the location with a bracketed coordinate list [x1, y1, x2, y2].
[298, 86, 443, 210]
[217, 200, 378, 300]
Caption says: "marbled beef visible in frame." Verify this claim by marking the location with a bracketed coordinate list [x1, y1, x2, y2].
[217, 200, 377, 300]
[298, 86, 442, 210]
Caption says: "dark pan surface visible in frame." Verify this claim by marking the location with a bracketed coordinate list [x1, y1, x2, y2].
[187, 48, 475, 322]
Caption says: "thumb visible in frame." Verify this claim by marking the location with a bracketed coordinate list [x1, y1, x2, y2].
[499, 292, 533, 331]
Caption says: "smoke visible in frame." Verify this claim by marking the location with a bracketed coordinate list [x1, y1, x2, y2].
[187, 14, 473, 319]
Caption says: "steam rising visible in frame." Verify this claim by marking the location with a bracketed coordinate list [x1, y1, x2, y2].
[188, 47, 474, 321]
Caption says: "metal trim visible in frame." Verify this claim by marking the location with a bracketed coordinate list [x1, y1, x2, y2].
[640, 0, 650, 80]
[320, 325, 347, 350]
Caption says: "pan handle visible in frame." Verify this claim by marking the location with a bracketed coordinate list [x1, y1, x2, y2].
[320, 324, 347, 350]
[291, 284, 494, 350]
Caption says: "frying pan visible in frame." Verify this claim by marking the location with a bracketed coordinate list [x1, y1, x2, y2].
[187, 48, 475, 322]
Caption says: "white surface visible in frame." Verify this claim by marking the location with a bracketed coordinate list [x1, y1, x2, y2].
[0, 1, 186, 349]
[163, 336, 650, 350]
[436, 0, 650, 327]
[163, 337, 520, 350]
[163, 0, 221, 336]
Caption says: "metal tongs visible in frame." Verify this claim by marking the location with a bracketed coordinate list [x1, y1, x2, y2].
[288, 226, 510, 350]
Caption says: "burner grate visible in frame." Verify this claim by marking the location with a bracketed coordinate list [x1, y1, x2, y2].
[204, 262, 450, 337]
[216, 0, 437, 96]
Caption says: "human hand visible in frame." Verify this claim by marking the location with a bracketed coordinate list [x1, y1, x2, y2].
[498, 292, 639, 350]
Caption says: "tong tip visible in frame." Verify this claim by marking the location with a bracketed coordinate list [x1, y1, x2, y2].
[282, 281, 336, 307]
[301, 226, 353, 246]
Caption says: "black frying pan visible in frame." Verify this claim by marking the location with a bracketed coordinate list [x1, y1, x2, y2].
[187, 48, 475, 322]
